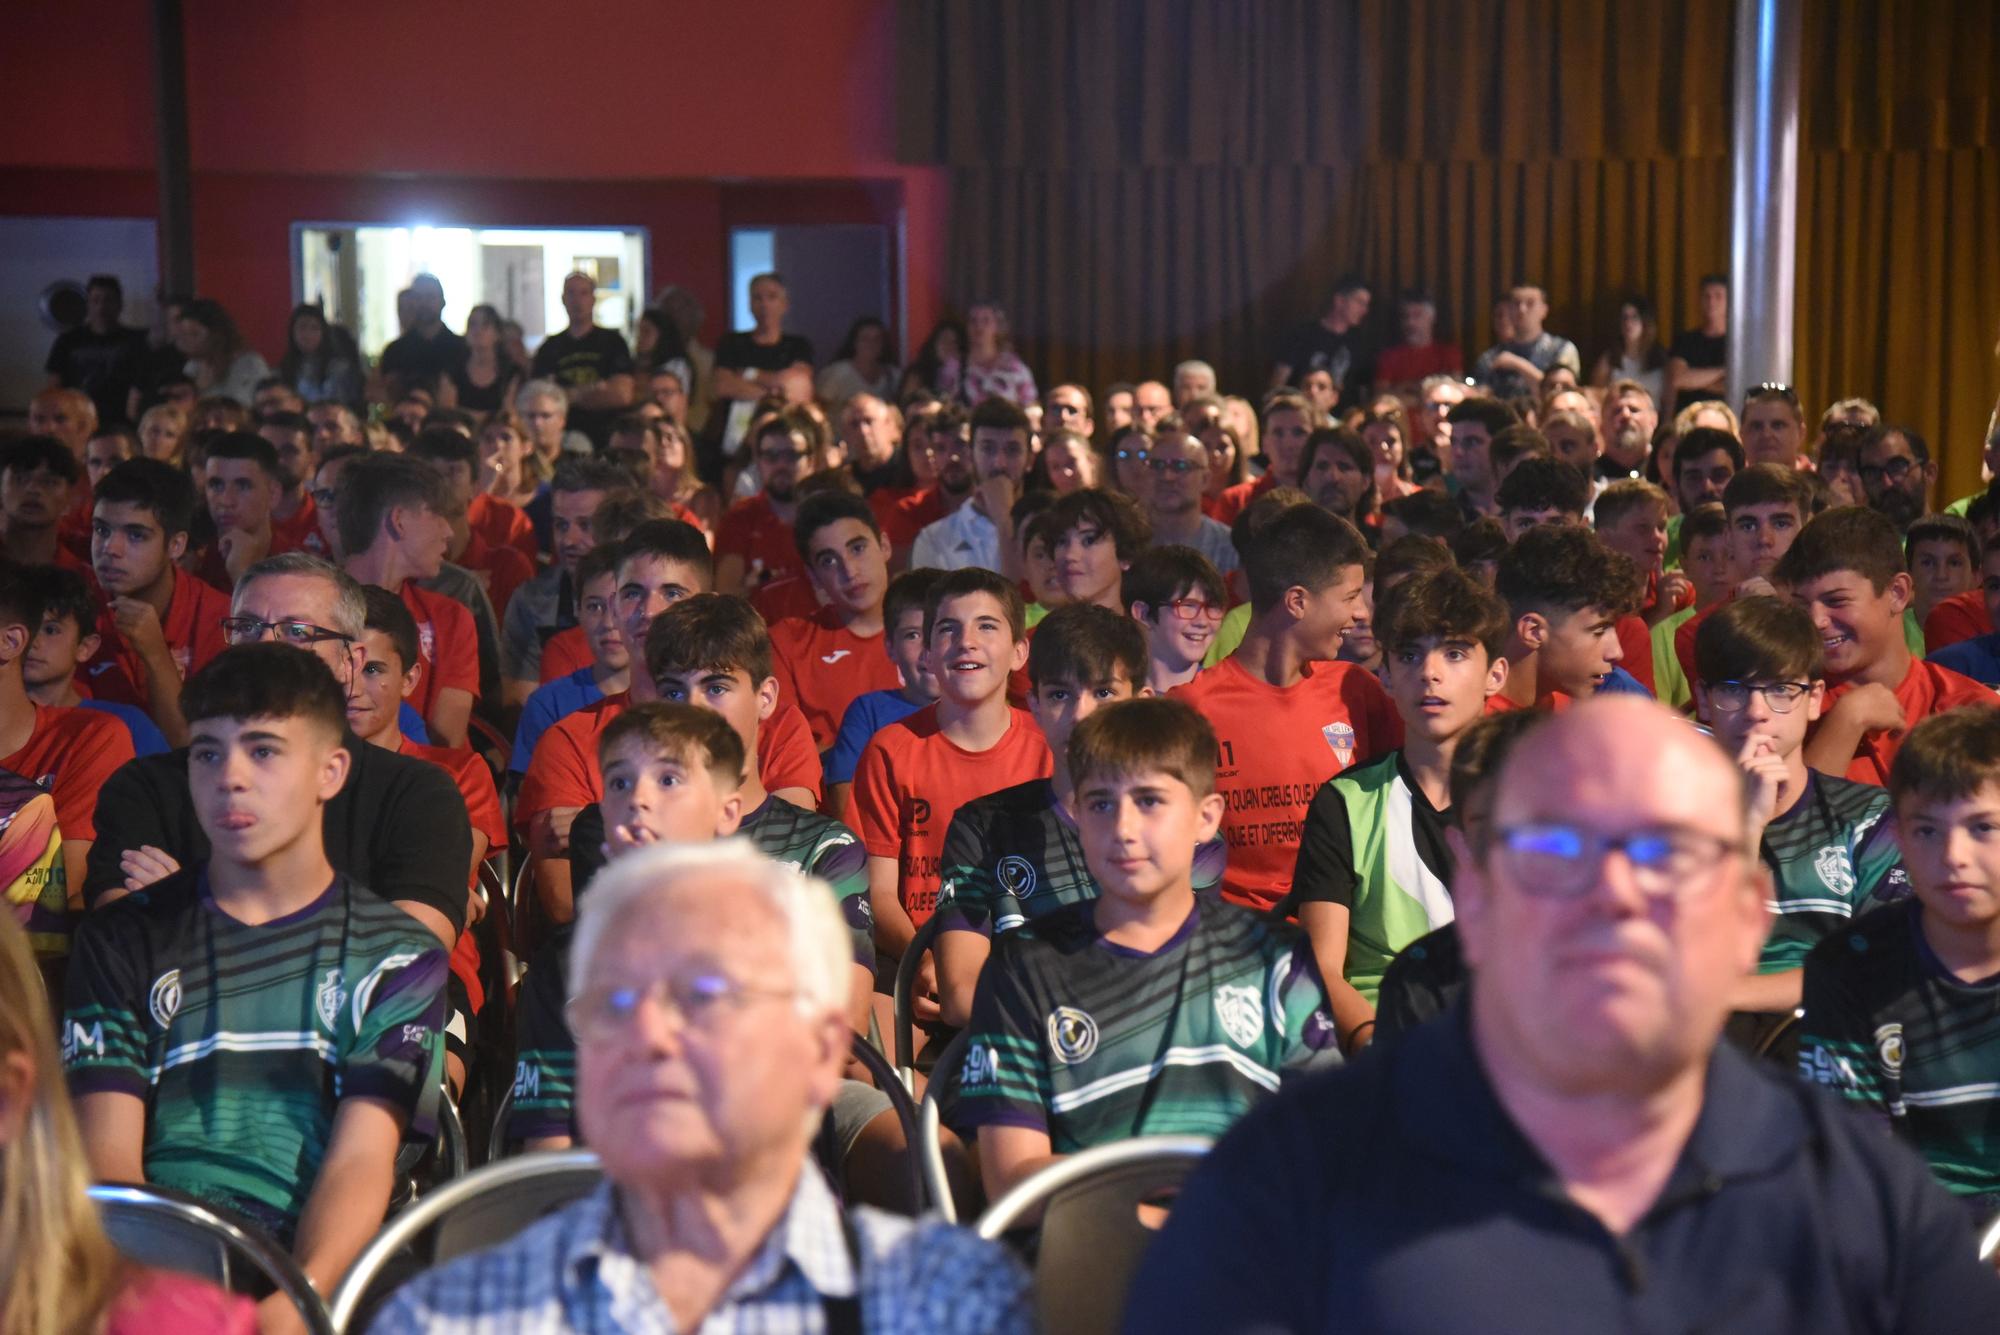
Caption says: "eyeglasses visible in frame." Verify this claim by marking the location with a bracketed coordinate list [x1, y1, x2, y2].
[1857, 457, 1918, 485]
[1702, 680, 1812, 713]
[1489, 822, 1744, 900]
[1145, 456, 1202, 476]
[1114, 447, 1150, 463]
[220, 616, 352, 647]
[1164, 598, 1225, 622]
[566, 970, 797, 1042]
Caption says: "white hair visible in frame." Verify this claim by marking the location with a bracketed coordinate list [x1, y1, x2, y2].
[515, 377, 569, 413]
[1173, 360, 1216, 384]
[569, 840, 851, 1020]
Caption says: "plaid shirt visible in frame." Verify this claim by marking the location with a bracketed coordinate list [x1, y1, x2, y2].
[367, 1168, 1033, 1334]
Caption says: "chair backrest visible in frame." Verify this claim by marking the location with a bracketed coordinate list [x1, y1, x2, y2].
[892, 912, 945, 1084]
[918, 1029, 970, 1223]
[977, 1136, 1211, 1335]
[487, 1081, 518, 1163]
[90, 1183, 332, 1334]
[846, 1031, 928, 1211]
[329, 1150, 602, 1332]
[1979, 1208, 2000, 1263]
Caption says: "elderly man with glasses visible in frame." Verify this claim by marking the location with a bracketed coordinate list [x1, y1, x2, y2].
[81, 553, 472, 949]
[1140, 416, 1240, 575]
[1124, 697, 2000, 1332]
[372, 841, 1032, 1334]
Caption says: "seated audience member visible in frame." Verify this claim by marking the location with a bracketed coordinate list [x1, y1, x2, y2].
[409, 426, 535, 622]
[1784, 508, 1991, 786]
[0, 909, 257, 1332]
[1125, 545, 1230, 693]
[1471, 283, 1581, 400]
[1695, 597, 1905, 1018]
[1486, 423, 1551, 487]
[84, 457, 229, 744]
[1667, 425, 1744, 557]
[1212, 390, 1322, 524]
[910, 397, 1034, 573]
[1124, 697, 2000, 1331]
[1287, 567, 1511, 1054]
[534, 487, 676, 687]
[1491, 524, 1642, 709]
[1801, 707, 2000, 1218]
[1596, 379, 1659, 483]
[1175, 503, 1399, 911]
[824, 568, 943, 818]
[1495, 454, 1590, 542]
[1142, 416, 1240, 572]
[466, 416, 539, 560]
[957, 697, 1338, 1194]
[83, 425, 137, 490]
[199, 430, 296, 589]
[1651, 503, 1737, 708]
[716, 406, 822, 597]
[1906, 513, 1980, 631]
[1741, 381, 1808, 468]
[1596, 479, 1692, 625]
[84, 553, 472, 949]
[507, 544, 628, 778]
[375, 841, 1032, 1332]
[20, 567, 168, 757]
[1858, 424, 1937, 535]
[1, 437, 85, 571]
[852, 568, 1052, 1016]
[1537, 409, 1598, 477]
[337, 452, 479, 748]
[259, 409, 321, 556]
[1301, 425, 1379, 533]
[499, 456, 627, 706]
[1373, 287, 1463, 388]
[876, 402, 965, 556]
[1037, 487, 1151, 612]
[1444, 396, 1520, 521]
[1270, 276, 1371, 404]
[1378, 487, 1466, 547]
[1928, 537, 2000, 687]
[64, 644, 446, 1318]
[771, 490, 903, 753]
[1673, 462, 1818, 682]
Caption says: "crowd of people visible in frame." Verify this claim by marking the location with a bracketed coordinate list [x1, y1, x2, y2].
[6, 260, 2000, 1332]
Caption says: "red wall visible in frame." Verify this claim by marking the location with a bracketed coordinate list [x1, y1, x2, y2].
[0, 0, 947, 357]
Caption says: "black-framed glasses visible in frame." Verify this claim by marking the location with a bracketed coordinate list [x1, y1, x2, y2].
[1857, 457, 1918, 485]
[1702, 680, 1812, 714]
[220, 616, 352, 647]
[1146, 456, 1201, 476]
[1490, 822, 1744, 900]
[565, 970, 797, 1042]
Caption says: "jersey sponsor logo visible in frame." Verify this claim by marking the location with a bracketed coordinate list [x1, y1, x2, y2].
[1875, 1023, 1904, 1076]
[148, 969, 182, 1029]
[1813, 844, 1856, 895]
[997, 855, 1039, 899]
[64, 1019, 104, 1061]
[960, 1041, 1003, 1090]
[901, 798, 932, 836]
[1321, 722, 1357, 766]
[513, 1061, 540, 1098]
[820, 649, 853, 664]
[1046, 1006, 1099, 1065]
[1303, 1007, 1340, 1051]
[417, 618, 437, 665]
[1214, 984, 1265, 1049]
[1800, 1043, 1862, 1091]
[314, 968, 349, 1034]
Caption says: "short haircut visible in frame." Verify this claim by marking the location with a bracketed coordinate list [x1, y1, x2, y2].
[359, 583, 420, 675]
[551, 455, 634, 497]
[1122, 545, 1227, 615]
[1495, 456, 1590, 518]
[1028, 603, 1147, 690]
[1693, 594, 1825, 686]
[1259, 389, 1319, 428]
[420, 407, 477, 437]
[969, 396, 1032, 440]
[884, 567, 944, 628]
[1820, 396, 1879, 430]
[618, 518, 713, 584]
[1242, 504, 1369, 614]
[1445, 397, 1519, 437]
[1039, 488, 1152, 559]
[516, 377, 568, 412]
[793, 490, 882, 562]
[1593, 479, 1670, 531]
[1907, 513, 1981, 567]
[1881, 425, 1932, 467]
[1890, 707, 2000, 810]
[22, 564, 95, 634]
[233, 551, 368, 639]
[1375, 566, 1511, 660]
[1300, 425, 1373, 481]
[180, 642, 347, 740]
[1675, 426, 1745, 475]
[94, 457, 197, 536]
[1449, 709, 1549, 816]
[89, 425, 139, 453]
[258, 409, 310, 436]
[1488, 425, 1551, 475]
[1373, 534, 1456, 591]
[1722, 462, 1814, 516]
[1, 436, 82, 485]
[409, 426, 479, 471]
[1773, 506, 1907, 595]
[1496, 524, 1640, 622]
[924, 567, 1027, 644]
[1380, 489, 1465, 541]
[0, 567, 40, 635]
[576, 542, 624, 590]
[1680, 502, 1730, 546]
[1229, 484, 1312, 554]
[643, 593, 773, 684]
[1067, 697, 1219, 800]
[201, 430, 281, 480]
[334, 452, 451, 556]
[1451, 516, 1509, 569]
[598, 701, 747, 792]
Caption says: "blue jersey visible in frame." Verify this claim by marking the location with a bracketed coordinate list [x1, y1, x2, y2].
[399, 702, 429, 744]
[509, 668, 605, 775]
[79, 699, 169, 757]
[825, 688, 928, 784]
[1928, 633, 2000, 688]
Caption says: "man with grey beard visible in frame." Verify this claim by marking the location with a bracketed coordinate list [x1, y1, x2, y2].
[1597, 378, 1659, 484]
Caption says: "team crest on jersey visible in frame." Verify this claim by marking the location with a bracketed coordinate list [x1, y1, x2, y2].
[1874, 1022, 1904, 1075]
[1321, 722, 1356, 764]
[418, 619, 437, 665]
[314, 969, 348, 1033]
[1214, 984, 1265, 1049]
[1813, 844, 1856, 895]
[1046, 1006, 1099, 1064]
[148, 969, 182, 1029]
[997, 855, 1039, 899]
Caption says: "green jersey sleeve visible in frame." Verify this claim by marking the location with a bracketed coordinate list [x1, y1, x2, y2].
[936, 803, 998, 935]
[1272, 942, 1343, 1077]
[955, 939, 1055, 1134]
[1797, 937, 1892, 1114]
[59, 908, 153, 1099]
[508, 941, 577, 1144]
[342, 945, 448, 1140]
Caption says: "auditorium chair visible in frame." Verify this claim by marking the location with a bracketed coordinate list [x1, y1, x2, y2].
[90, 1181, 332, 1333]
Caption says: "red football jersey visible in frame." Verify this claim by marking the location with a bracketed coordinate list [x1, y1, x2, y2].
[82, 566, 232, 711]
[468, 492, 539, 564]
[1924, 588, 1990, 652]
[1818, 659, 1997, 786]
[398, 580, 481, 717]
[770, 610, 902, 752]
[716, 493, 803, 589]
[2, 703, 137, 841]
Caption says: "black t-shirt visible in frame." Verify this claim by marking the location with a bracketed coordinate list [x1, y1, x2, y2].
[82, 730, 473, 935]
[45, 324, 149, 426]
[379, 327, 470, 393]
[1668, 328, 1728, 412]
[446, 357, 522, 415]
[530, 327, 635, 446]
[714, 331, 814, 377]
[1274, 321, 1371, 406]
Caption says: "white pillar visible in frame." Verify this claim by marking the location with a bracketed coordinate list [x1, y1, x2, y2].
[1727, 0, 1802, 406]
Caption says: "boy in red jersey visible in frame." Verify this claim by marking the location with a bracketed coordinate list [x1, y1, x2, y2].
[1172, 499, 1399, 911]
[771, 491, 903, 752]
[1491, 525, 1642, 710]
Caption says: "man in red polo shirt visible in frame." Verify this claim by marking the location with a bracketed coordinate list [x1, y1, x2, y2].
[337, 453, 479, 748]
[1212, 390, 1322, 525]
[84, 459, 230, 746]
[772, 491, 903, 752]
[716, 406, 818, 598]
[1785, 507, 1994, 785]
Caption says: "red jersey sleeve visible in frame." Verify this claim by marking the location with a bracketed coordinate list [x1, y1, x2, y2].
[1347, 666, 1404, 759]
[40, 711, 137, 841]
[714, 501, 759, 565]
[449, 749, 507, 852]
[849, 732, 904, 861]
[1615, 615, 1655, 693]
[757, 703, 824, 805]
[539, 627, 593, 684]
[1924, 590, 1991, 652]
[514, 716, 600, 833]
[428, 594, 480, 698]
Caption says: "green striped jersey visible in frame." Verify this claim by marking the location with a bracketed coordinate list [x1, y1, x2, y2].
[956, 896, 1339, 1151]
[1798, 900, 2000, 1196]
[934, 778, 1225, 936]
[62, 873, 446, 1227]
[1757, 772, 1904, 972]
[738, 796, 874, 970]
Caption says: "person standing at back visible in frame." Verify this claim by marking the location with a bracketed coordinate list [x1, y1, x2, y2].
[530, 272, 635, 450]
[1471, 283, 1581, 400]
[44, 274, 148, 428]
[377, 274, 466, 405]
[710, 273, 814, 458]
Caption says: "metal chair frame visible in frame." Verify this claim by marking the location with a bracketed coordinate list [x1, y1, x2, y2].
[918, 1029, 970, 1223]
[975, 1134, 1213, 1239]
[892, 912, 945, 1089]
[1979, 1209, 2000, 1263]
[846, 1030, 928, 1211]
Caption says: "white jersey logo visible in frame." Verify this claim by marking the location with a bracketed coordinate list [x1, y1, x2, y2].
[1047, 1006, 1099, 1064]
[314, 969, 348, 1033]
[1814, 844, 1856, 895]
[148, 969, 182, 1029]
[820, 649, 853, 665]
[1214, 984, 1265, 1049]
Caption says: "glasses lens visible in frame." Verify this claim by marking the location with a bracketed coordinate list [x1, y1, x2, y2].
[1707, 682, 1749, 712]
